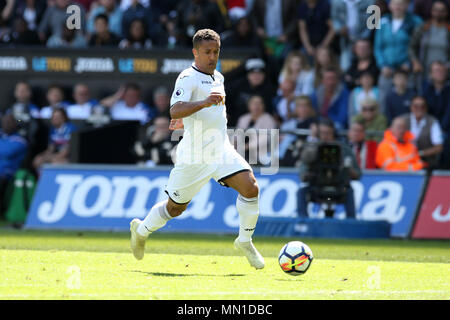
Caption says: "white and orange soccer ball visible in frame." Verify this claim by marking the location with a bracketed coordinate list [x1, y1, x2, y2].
[278, 241, 314, 276]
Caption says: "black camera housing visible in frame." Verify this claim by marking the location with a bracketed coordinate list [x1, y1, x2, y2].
[302, 142, 349, 217]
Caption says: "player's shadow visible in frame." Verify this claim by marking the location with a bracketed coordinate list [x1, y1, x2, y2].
[129, 270, 245, 278]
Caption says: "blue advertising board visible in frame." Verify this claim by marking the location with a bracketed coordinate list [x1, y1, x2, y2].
[25, 165, 426, 237]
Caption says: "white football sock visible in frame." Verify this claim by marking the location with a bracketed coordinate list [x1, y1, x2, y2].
[137, 200, 172, 237]
[236, 194, 259, 242]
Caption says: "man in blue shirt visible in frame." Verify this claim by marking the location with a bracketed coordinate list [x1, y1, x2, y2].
[0, 114, 27, 179]
[374, 0, 423, 113]
[0, 114, 28, 216]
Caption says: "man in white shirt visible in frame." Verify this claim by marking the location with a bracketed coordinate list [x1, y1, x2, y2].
[100, 83, 153, 124]
[66, 83, 96, 120]
[402, 96, 443, 168]
[129, 29, 265, 270]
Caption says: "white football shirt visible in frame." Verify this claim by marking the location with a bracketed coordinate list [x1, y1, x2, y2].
[170, 63, 228, 165]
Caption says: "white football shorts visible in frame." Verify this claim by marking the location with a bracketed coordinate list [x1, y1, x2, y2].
[165, 143, 252, 204]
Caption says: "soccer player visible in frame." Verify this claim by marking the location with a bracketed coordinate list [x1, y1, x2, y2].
[129, 29, 265, 269]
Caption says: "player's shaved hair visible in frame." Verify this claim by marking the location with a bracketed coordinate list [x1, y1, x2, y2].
[192, 29, 221, 49]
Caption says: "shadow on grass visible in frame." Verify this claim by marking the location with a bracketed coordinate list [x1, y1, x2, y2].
[1, 228, 449, 263]
[129, 270, 246, 278]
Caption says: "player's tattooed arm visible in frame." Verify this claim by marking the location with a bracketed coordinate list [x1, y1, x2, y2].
[170, 92, 223, 119]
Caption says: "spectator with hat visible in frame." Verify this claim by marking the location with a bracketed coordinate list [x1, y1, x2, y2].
[226, 58, 276, 126]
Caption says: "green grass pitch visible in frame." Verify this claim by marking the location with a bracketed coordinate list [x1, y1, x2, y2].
[0, 229, 449, 300]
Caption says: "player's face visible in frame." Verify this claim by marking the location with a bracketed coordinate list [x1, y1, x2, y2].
[193, 40, 220, 74]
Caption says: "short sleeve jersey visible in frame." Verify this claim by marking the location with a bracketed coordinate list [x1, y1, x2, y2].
[170, 64, 228, 164]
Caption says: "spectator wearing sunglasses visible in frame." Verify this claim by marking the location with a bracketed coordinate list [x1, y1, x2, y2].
[351, 97, 387, 142]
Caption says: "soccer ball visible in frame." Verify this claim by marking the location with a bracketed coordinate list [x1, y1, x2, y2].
[278, 241, 313, 276]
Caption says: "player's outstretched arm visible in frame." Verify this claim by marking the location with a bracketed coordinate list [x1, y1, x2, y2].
[170, 92, 223, 119]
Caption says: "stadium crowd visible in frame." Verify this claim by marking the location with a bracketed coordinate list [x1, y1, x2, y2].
[0, 0, 449, 187]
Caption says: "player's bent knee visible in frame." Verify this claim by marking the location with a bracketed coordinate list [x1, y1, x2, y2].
[241, 182, 259, 199]
[166, 200, 188, 217]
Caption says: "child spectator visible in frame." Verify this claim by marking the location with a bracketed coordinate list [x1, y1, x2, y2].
[33, 108, 76, 171]
[88, 13, 120, 47]
[348, 71, 380, 122]
[86, 0, 123, 37]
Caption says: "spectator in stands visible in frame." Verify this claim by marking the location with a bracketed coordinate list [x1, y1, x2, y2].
[374, 0, 423, 114]
[279, 95, 317, 166]
[226, 0, 248, 22]
[384, 69, 416, 124]
[348, 71, 380, 122]
[236, 95, 277, 165]
[351, 97, 387, 142]
[0, 17, 41, 46]
[226, 58, 276, 126]
[401, 96, 444, 169]
[86, 0, 122, 37]
[46, 23, 88, 48]
[347, 119, 378, 169]
[38, 0, 86, 43]
[9, 82, 40, 120]
[250, 0, 299, 58]
[7, 83, 48, 171]
[422, 61, 450, 136]
[88, 13, 120, 47]
[298, 0, 336, 58]
[313, 46, 340, 88]
[298, 118, 361, 218]
[39, 84, 69, 119]
[0, 0, 15, 26]
[139, 116, 176, 166]
[151, 86, 170, 118]
[175, 0, 225, 47]
[0, 114, 27, 179]
[0, 113, 28, 215]
[278, 51, 315, 96]
[33, 108, 76, 171]
[331, 0, 373, 72]
[344, 39, 379, 90]
[100, 83, 155, 124]
[119, 18, 152, 49]
[274, 78, 296, 123]
[66, 83, 97, 120]
[310, 67, 350, 129]
[221, 15, 263, 50]
[10, 0, 46, 31]
[409, 1, 449, 79]
[119, 0, 149, 11]
[375, 116, 425, 171]
[121, 0, 165, 45]
[413, 0, 448, 21]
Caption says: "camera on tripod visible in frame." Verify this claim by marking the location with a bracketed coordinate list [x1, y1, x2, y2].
[301, 142, 351, 218]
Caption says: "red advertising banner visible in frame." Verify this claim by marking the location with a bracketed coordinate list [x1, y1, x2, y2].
[412, 175, 450, 239]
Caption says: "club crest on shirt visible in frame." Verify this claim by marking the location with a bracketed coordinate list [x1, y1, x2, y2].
[174, 88, 184, 97]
